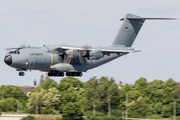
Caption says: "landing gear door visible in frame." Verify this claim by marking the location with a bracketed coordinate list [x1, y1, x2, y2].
[29, 59, 35, 69]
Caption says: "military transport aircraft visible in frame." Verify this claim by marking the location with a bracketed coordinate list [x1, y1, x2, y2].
[4, 13, 175, 77]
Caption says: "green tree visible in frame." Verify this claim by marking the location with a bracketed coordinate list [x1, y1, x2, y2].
[0, 98, 18, 112]
[26, 89, 47, 114]
[83, 77, 120, 113]
[39, 74, 45, 85]
[161, 105, 172, 118]
[41, 88, 60, 114]
[154, 103, 162, 114]
[57, 77, 84, 114]
[62, 102, 83, 120]
[175, 83, 180, 99]
[134, 77, 148, 96]
[119, 84, 133, 110]
[128, 90, 141, 103]
[59, 85, 79, 113]
[76, 88, 85, 104]
[0, 85, 28, 102]
[27, 88, 60, 114]
[175, 83, 180, 116]
[41, 79, 57, 90]
[146, 79, 163, 104]
[161, 78, 176, 104]
[128, 96, 148, 118]
[56, 77, 83, 93]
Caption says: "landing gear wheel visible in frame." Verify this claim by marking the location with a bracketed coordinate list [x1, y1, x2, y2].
[19, 72, 22, 76]
[66, 72, 69, 76]
[57, 73, 60, 76]
[66, 72, 83, 77]
[48, 72, 51, 76]
[79, 72, 82, 77]
[19, 72, 25, 76]
[69, 72, 72, 76]
[61, 72, 64, 77]
[74, 72, 77, 76]
[57, 72, 64, 77]
[66, 72, 72, 76]
[48, 71, 64, 77]
[21, 72, 25, 76]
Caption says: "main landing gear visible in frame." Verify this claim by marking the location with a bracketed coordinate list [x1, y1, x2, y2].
[48, 71, 83, 77]
[19, 72, 25, 76]
[48, 71, 64, 77]
[66, 72, 82, 77]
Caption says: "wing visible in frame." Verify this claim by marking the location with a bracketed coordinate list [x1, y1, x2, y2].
[6, 47, 40, 50]
[55, 46, 141, 54]
[101, 49, 141, 53]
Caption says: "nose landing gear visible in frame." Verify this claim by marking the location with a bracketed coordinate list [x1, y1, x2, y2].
[19, 72, 25, 76]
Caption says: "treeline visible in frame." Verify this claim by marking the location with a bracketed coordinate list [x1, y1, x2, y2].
[120, 78, 180, 118]
[0, 76, 180, 119]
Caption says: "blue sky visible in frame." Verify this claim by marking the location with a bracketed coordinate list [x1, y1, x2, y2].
[1, 0, 180, 86]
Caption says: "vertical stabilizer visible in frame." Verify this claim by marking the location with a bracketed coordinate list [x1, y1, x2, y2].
[112, 13, 145, 47]
[111, 13, 176, 47]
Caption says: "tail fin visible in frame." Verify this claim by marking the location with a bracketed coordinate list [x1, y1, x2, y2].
[111, 13, 176, 47]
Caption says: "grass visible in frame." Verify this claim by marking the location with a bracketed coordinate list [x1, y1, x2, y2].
[34, 116, 62, 120]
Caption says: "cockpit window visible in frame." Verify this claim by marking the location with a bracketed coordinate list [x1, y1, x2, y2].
[6, 50, 20, 56]
[8, 51, 14, 55]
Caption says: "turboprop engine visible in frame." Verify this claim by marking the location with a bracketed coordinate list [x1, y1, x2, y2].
[58, 49, 79, 63]
[59, 49, 79, 59]
[89, 50, 103, 60]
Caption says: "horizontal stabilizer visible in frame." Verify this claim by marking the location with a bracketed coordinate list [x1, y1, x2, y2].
[120, 17, 177, 21]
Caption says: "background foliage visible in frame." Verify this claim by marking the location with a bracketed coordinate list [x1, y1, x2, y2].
[0, 75, 179, 119]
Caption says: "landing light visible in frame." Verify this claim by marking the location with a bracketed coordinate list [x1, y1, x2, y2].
[25, 62, 28, 65]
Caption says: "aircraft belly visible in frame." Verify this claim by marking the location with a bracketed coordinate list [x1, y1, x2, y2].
[90, 54, 121, 69]
[52, 63, 88, 72]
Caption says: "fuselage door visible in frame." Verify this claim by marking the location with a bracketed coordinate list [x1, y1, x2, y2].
[29, 59, 35, 69]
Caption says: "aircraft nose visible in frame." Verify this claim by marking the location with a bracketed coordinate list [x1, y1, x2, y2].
[4, 55, 12, 65]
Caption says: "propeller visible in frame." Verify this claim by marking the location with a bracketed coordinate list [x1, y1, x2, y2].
[57, 50, 72, 64]
[79, 44, 91, 67]
[59, 51, 66, 59]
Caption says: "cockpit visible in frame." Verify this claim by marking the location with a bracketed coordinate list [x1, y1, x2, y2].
[6, 50, 20, 56]
[4, 50, 20, 66]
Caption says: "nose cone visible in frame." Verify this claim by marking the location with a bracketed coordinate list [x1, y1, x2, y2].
[4, 55, 12, 65]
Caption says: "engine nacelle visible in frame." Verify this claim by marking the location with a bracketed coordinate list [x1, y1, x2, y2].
[65, 49, 79, 59]
[89, 50, 103, 60]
